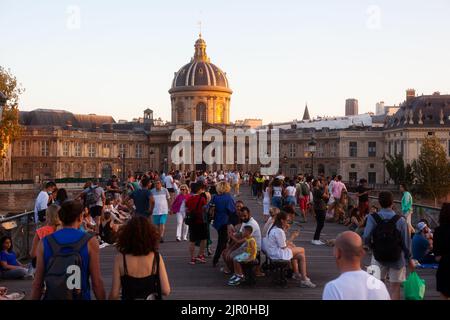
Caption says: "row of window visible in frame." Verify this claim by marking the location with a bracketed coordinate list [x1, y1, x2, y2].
[349, 172, 377, 184]
[285, 141, 377, 158]
[18, 141, 145, 158]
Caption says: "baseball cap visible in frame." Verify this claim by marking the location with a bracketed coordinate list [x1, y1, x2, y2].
[417, 222, 427, 232]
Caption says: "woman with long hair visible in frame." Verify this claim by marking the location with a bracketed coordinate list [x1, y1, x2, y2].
[265, 212, 316, 288]
[109, 216, 170, 300]
[30, 204, 62, 268]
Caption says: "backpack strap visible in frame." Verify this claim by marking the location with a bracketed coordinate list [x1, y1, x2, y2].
[390, 214, 402, 224]
[46, 232, 93, 255]
[371, 212, 383, 225]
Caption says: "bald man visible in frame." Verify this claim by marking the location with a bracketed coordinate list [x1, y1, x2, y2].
[323, 231, 390, 300]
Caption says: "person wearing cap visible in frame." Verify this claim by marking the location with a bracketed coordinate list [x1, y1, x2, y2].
[412, 221, 436, 264]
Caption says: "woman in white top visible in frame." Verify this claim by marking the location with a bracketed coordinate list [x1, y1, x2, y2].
[262, 180, 271, 222]
[265, 212, 316, 288]
[171, 184, 190, 242]
[284, 180, 297, 207]
[269, 179, 283, 209]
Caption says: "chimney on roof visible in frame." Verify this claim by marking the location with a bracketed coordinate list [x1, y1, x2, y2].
[406, 89, 416, 104]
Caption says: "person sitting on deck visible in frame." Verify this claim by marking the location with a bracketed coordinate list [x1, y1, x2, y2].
[265, 212, 316, 288]
[227, 225, 258, 286]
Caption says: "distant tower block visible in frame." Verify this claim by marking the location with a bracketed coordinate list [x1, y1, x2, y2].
[345, 99, 359, 116]
[406, 88, 416, 104]
[376, 101, 385, 115]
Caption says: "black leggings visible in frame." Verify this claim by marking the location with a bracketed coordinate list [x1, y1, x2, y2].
[213, 225, 229, 266]
[314, 209, 326, 240]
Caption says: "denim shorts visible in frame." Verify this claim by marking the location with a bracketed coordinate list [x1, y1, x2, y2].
[271, 197, 282, 209]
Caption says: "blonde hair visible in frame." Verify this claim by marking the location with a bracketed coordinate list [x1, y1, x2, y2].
[216, 181, 231, 194]
[269, 207, 280, 218]
[179, 184, 190, 193]
[46, 204, 61, 228]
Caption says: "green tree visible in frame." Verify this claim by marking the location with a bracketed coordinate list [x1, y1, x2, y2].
[384, 153, 413, 186]
[412, 137, 450, 206]
[0, 66, 23, 158]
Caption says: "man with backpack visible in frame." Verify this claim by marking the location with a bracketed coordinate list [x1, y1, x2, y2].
[80, 179, 105, 234]
[363, 191, 415, 300]
[31, 200, 105, 300]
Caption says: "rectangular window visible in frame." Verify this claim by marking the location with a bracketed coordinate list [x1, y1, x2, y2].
[20, 141, 29, 156]
[389, 141, 392, 155]
[349, 142, 357, 157]
[119, 143, 127, 157]
[88, 143, 96, 158]
[41, 141, 49, 157]
[330, 143, 337, 157]
[63, 142, 70, 157]
[394, 142, 398, 155]
[74, 142, 82, 157]
[349, 172, 357, 182]
[135, 144, 143, 159]
[103, 143, 111, 158]
[400, 140, 404, 155]
[368, 172, 376, 185]
[288, 143, 296, 158]
[368, 141, 376, 157]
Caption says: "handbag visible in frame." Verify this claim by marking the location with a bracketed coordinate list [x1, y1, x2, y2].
[146, 252, 162, 300]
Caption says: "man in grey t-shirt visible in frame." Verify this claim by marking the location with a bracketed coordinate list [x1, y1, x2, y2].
[80, 179, 105, 233]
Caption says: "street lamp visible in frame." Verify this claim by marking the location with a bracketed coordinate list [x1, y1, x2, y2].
[118, 152, 126, 184]
[308, 137, 317, 177]
[163, 157, 168, 174]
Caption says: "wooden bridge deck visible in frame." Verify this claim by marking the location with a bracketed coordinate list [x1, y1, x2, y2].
[1, 186, 440, 300]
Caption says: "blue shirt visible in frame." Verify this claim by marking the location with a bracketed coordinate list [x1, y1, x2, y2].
[42, 228, 91, 300]
[0, 250, 19, 271]
[412, 233, 430, 262]
[130, 188, 152, 216]
[210, 193, 237, 230]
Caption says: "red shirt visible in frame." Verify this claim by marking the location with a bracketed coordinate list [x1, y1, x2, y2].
[185, 194, 207, 224]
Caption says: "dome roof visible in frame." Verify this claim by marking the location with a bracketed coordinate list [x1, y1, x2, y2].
[170, 35, 231, 93]
[384, 93, 450, 129]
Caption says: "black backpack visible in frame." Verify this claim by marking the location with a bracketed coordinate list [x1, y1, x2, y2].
[85, 186, 100, 207]
[43, 233, 94, 300]
[370, 213, 403, 263]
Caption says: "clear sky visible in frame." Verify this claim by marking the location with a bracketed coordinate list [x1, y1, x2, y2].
[1, 0, 449, 123]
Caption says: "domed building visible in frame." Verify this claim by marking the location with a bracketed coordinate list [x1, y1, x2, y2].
[169, 35, 232, 125]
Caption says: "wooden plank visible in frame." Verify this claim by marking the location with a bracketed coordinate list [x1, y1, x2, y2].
[0, 185, 440, 300]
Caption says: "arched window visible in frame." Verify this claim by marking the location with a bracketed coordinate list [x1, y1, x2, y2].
[318, 163, 325, 175]
[196, 102, 207, 122]
[176, 103, 185, 124]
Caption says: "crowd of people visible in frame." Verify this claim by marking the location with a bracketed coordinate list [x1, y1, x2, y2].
[0, 168, 449, 301]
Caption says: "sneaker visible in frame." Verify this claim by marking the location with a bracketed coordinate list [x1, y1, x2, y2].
[195, 255, 206, 263]
[182, 238, 188, 241]
[311, 240, 325, 246]
[300, 278, 316, 288]
[176, 238, 181, 242]
[189, 258, 196, 265]
[228, 275, 243, 286]
[292, 273, 302, 281]
[160, 238, 165, 243]
[228, 274, 239, 282]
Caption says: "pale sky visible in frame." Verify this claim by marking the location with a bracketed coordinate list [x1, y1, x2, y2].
[1, 0, 449, 123]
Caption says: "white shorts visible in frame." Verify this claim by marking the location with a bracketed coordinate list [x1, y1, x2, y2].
[370, 256, 406, 283]
[263, 203, 270, 216]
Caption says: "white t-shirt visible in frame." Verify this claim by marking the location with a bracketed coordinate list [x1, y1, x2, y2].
[218, 174, 225, 181]
[239, 217, 262, 250]
[151, 188, 170, 215]
[285, 186, 296, 197]
[322, 270, 390, 300]
[164, 175, 174, 189]
[272, 186, 283, 197]
[265, 226, 293, 260]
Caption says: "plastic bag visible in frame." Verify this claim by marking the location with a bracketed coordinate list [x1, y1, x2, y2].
[403, 271, 426, 300]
